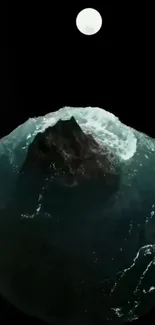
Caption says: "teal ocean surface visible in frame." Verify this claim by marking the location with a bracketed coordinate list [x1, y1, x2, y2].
[0, 107, 155, 325]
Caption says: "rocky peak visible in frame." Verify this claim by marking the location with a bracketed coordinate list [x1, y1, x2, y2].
[16, 117, 120, 216]
[20, 117, 118, 185]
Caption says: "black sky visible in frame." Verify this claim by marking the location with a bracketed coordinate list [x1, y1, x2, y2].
[1, 2, 154, 139]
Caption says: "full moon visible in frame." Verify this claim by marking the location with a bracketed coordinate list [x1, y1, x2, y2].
[76, 8, 102, 36]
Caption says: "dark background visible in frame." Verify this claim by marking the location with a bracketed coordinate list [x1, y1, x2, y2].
[1, 1, 155, 139]
[0, 1, 155, 324]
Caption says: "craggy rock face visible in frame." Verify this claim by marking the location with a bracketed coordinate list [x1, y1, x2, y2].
[20, 117, 119, 182]
[17, 117, 120, 216]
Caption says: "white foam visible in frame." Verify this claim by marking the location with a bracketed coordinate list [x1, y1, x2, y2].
[34, 107, 137, 161]
[0, 107, 138, 161]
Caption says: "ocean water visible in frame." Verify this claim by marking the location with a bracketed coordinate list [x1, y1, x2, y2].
[0, 107, 155, 324]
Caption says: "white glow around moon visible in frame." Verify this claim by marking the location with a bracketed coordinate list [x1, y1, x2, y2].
[76, 8, 102, 36]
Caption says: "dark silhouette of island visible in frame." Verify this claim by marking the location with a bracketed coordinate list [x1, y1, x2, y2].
[20, 117, 119, 183]
[17, 117, 120, 216]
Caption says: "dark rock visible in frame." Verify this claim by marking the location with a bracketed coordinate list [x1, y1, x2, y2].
[20, 117, 118, 181]
[16, 117, 120, 216]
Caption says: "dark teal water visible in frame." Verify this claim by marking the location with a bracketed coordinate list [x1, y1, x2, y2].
[0, 128, 155, 324]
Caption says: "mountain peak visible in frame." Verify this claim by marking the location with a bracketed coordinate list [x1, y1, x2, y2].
[19, 117, 119, 195]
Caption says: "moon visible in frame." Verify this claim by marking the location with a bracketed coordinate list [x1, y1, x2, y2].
[76, 8, 102, 36]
